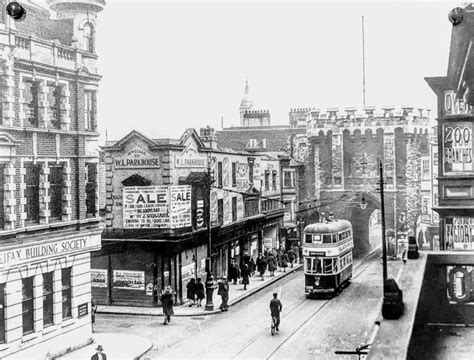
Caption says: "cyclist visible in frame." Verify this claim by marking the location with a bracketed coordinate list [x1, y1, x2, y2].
[269, 292, 282, 332]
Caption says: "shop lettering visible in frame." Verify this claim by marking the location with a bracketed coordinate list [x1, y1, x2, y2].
[446, 223, 473, 246]
[125, 193, 168, 204]
[115, 158, 160, 168]
[0, 238, 89, 266]
[444, 147, 472, 164]
[171, 191, 190, 202]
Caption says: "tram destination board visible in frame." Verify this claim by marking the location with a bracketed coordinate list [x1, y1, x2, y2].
[309, 251, 326, 256]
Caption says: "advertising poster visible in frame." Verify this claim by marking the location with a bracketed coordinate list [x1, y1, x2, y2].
[112, 270, 145, 290]
[123, 186, 170, 229]
[91, 269, 107, 288]
[181, 263, 195, 284]
[443, 122, 473, 173]
[170, 185, 192, 228]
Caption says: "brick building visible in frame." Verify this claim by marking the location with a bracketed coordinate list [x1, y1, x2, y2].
[0, 0, 104, 357]
[93, 127, 284, 307]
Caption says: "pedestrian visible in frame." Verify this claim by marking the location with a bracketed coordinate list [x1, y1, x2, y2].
[91, 344, 107, 360]
[241, 263, 250, 290]
[91, 297, 97, 332]
[257, 255, 267, 280]
[235, 261, 241, 284]
[195, 278, 205, 307]
[217, 276, 229, 311]
[229, 259, 238, 285]
[160, 286, 174, 325]
[186, 278, 196, 306]
[267, 254, 277, 277]
[281, 252, 288, 273]
[292, 244, 300, 264]
[249, 257, 256, 276]
[287, 248, 296, 268]
[402, 249, 407, 265]
[276, 250, 283, 271]
[243, 252, 251, 266]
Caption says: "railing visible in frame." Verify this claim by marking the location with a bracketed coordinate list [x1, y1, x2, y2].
[57, 47, 74, 61]
[15, 36, 30, 50]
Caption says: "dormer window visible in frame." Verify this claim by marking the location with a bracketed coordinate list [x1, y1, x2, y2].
[83, 23, 94, 53]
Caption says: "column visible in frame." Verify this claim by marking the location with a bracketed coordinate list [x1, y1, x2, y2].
[39, 162, 50, 225]
[60, 85, 71, 131]
[62, 162, 72, 222]
[0, 46, 15, 126]
[4, 162, 16, 230]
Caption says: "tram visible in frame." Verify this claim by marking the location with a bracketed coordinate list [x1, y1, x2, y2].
[302, 218, 353, 297]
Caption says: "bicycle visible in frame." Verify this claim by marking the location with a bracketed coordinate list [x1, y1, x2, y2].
[271, 315, 278, 336]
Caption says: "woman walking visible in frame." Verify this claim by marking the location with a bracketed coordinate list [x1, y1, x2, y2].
[241, 263, 250, 290]
[267, 254, 277, 277]
[186, 278, 196, 306]
[257, 255, 267, 281]
[195, 278, 205, 307]
[281, 251, 289, 273]
[160, 286, 174, 325]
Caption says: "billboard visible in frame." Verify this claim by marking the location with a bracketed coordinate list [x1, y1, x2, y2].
[123, 185, 191, 229]
[112, 270, 145, 290]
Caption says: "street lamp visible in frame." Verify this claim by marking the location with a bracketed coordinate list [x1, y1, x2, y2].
[204, 156, 215, 311]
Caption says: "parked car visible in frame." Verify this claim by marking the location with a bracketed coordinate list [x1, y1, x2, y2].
[382, 278, 404, 319]
[407, 236, 419, 259]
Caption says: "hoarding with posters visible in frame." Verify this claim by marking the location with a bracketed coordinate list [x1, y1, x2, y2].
[123, 185, 191, 229]
[112, 270, 145, 290]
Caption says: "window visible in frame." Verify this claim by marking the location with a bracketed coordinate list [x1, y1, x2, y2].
[48, 83, 62, 129]
[25, 164, 40, 223]
[232, 197, 237, 222]
[283, 171, 294, 188]
[248, 163, 254, 184]
[86, 163, 97, 217]
[334, 177, 342, 185]
[422, 197, 430, 214]
[43, 272, 54, 327]
[305, 234, 312, 244]
[0, 283, 5, 343]
[49, 166, 63, 220]
[84, 91, 95, 130]
[323, 258, 333, 274]
[24, 79, 39, 127]
[264, 171, 269, 190]
[0, 165, 4, 230]
[62, 267, 72, 320]
[217, 162, 223, 187]
[272, 171, 277, 190]
[217, 199, 223, 225]
[322, 234, 332, 244]
[422, 159, 430, 180]
[232, 163, 236, 187]
[22, 277, 34, 335]
[83, 23, 94, 53]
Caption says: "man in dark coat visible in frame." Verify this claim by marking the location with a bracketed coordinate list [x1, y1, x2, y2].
[249, 257, 256, 276]
[287, 248, 296, 268]
[186, 278, 196, 306]
[217, 277, 229, 311]
[91, 344, 106, 360]
[241, 263, 250, 290]
[267, 254, 277, 276]
[160, 286, 174, 325]
[195, 278, 205, 307]
[280, 252, 289, 272]
[257, 255, 267, 280]
[229, 260, 239, 285]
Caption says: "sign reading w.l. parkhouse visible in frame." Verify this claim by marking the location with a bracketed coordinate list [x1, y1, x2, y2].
[114, 146, 161, 169]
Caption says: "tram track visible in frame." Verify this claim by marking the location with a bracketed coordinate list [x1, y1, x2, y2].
[231, 248, 381, 359]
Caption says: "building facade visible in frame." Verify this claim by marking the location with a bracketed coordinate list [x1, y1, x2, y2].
[0, 0, 104, 357]
[93, 127, 284, 307]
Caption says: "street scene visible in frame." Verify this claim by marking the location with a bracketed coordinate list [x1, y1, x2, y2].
[1, 0, 474, 359]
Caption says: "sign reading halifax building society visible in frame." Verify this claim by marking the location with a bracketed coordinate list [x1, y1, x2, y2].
[123, 185, 191, 229]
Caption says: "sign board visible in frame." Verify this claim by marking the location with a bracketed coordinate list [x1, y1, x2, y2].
[91, 269, 108, 288]
[443, 90, 473, 117]
[0, 234, 101, 269]
[196, 200, 205, 229]
[175, 144, 207, 168]
[78, 303, 88, 318]
[114, 146, 160, 169]
[123, 185, 191, 229]
[445, 217, 474, 250]
[235, 162, 249, 191]
[181, 263, 195, 283]
[112, 270, 145, 290]
[443, 122, 473, 173]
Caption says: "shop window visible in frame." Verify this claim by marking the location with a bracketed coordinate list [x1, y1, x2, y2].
[47, 83, 62, 129]
[0, 283, 5, 343]
[22, 276, 34, 335]
[232, 197, 237, 222]
[84, 91, 96, 131]
[86, 163, 97, 217]
[217, 199, 223, 225]
[49, 165, 63, 220]
[0, 164, 4, 230]
[25, 163, 40, 224]
[232, 163, 236, 187]
[23, 79, 39, 127]
[43, 272, 54, 327]
[272, 171, 277, 190]
[83, 23, 95, 53]
[217, 162, 223, 187]
[62, 267, 72, 320]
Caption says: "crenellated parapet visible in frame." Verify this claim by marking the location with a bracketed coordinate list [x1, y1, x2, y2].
[243, 109, 271, 115]
[305, 106, 431, 137]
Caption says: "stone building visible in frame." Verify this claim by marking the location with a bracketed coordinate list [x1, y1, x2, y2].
[0, 0, 104, 357]
[93, 127, 284, 307]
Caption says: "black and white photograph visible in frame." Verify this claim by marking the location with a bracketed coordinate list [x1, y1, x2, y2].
[0, 0, 473, 358]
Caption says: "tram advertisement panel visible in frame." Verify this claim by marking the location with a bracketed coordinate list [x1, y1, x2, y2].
[443, 122, 473, 174]
[446, 265, 474, 305]
[445, 217, 474, 250]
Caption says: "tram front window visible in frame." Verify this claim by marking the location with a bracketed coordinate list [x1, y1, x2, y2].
[305, 234, 312, 244]
[323, 235, 332, 244]
[323, 258, 333, 274]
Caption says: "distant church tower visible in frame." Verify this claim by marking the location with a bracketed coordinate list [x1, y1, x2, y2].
[239, 80, 271, 127]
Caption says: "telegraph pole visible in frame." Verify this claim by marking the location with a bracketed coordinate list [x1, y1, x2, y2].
[379, 159, 388, 282]
[204, 159, 215, 311]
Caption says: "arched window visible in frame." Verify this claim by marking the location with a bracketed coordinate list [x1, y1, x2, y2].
[83, 23, 94, 53]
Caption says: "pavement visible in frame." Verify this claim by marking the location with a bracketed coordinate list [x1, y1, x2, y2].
[56, 264, 303, 359]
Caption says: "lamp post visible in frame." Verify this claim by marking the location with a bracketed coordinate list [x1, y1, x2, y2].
[204, 158, 215, 311]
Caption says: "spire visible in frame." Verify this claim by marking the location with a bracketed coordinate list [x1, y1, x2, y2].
[245, 80, 249, 96]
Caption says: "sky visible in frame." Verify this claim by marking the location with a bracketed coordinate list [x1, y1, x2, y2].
[85, 0, 465, 142]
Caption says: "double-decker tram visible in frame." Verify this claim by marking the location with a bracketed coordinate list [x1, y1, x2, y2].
[302, 219, 354, 297]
